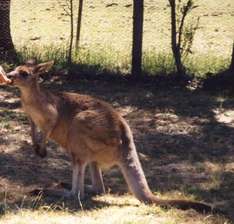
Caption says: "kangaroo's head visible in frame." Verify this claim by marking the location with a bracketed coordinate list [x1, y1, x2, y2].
[7, 60, 54, 88]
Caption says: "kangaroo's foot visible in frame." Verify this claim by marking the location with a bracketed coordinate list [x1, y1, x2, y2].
[55, 182, 104, 196]
[33, 143, 47, 158]
[30, 187, 84, 200]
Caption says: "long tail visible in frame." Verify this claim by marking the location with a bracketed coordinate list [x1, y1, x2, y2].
[118, 120, 221, 214]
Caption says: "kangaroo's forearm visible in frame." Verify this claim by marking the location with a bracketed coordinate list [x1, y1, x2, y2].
[29, 118, 47, 158]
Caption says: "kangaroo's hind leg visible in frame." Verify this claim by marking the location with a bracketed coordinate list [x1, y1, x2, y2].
[30, 159, 87, 200]
[68, 158, 87, 200]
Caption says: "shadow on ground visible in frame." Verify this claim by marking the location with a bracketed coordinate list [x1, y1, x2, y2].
[0, 79, 234, 219]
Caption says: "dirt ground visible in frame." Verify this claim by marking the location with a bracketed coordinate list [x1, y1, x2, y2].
[0, 79, 234, 221]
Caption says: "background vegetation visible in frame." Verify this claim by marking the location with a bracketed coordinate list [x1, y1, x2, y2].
[8, 0, 234, 77]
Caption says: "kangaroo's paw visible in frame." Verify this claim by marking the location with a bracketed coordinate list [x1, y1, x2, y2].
[62, 189, 85, 201]
[33, 144, 47, 158]
[53, 182, 71, 190]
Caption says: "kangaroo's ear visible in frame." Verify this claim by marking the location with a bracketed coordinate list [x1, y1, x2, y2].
[25, 58, 37, 66]
[33, 61, 54, 75]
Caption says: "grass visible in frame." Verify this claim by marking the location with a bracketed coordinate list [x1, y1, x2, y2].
[8, 0, 233, 77]
[0, 195, 230, 224]
[184, 54, 230, 77]
[0, 110, 27, 124]
[14, 45, 231, 78]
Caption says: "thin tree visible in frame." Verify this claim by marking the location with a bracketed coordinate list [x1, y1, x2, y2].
[75, 0, 84, 51]
[168, 0, 185, 75]
[67, 0, 74, 64]
[58, 0, 74, 64]
[168, 0, 199, 76]
[229, 41, 234, 72]
[131, 0, 144, 77]
[0, 0, 16, 62]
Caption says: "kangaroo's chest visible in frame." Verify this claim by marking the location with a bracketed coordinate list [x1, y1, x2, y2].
[22, 100, 58, 134]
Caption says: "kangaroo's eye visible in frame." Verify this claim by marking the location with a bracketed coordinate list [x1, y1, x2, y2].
[20, 72, 29, 78]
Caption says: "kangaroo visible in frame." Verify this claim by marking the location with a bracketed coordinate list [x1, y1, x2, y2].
[1, 61, 219, 213]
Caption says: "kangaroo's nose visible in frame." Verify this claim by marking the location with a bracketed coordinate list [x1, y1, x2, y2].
[7, 71, 17, 80]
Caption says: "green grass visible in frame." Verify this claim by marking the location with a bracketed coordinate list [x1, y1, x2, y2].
[184, 54, 230, 77]
[14, 44, 230, 77]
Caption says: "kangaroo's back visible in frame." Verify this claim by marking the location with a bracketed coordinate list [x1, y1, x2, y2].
[49, 91, 123, 152]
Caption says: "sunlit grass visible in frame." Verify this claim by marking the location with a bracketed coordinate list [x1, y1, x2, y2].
[8, 0, 233, 77]
[0, 194, 230, 224]
[185, 54, 230, 77]
[142, 51, 176, 75]
[15, 44, 230, 78]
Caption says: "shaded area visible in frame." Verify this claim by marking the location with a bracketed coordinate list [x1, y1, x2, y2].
[203, 69, 234, 93]
[0, 80, 234, 220]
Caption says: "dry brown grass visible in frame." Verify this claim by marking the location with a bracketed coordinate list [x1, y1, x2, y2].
[11, 0, 233, 56]
[9, 0, 234, 76]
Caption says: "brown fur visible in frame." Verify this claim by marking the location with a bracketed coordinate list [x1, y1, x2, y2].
[6, 61, 221, 213]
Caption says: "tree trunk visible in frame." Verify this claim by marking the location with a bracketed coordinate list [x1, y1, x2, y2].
[131, 0, 144, 77]
[0, 0, 16, 62]
[75, 0, 84, 51]
[67, 0, 74, 64]
[168, 0, 185, 75]
[229, 41, 234, 72]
